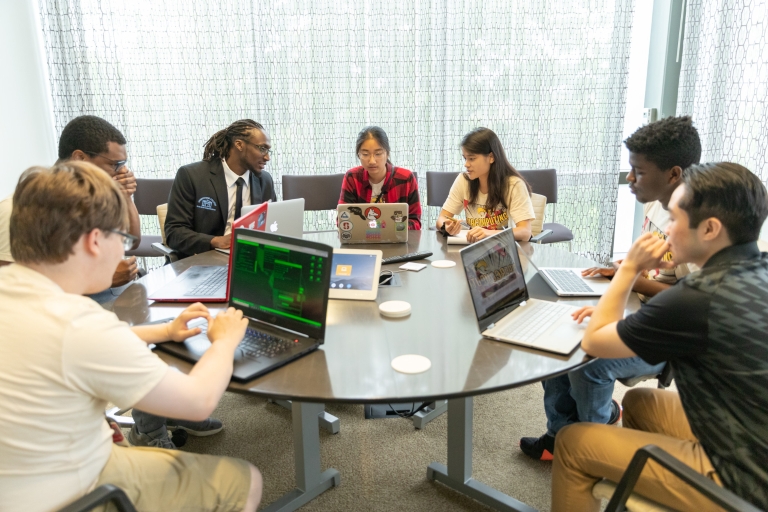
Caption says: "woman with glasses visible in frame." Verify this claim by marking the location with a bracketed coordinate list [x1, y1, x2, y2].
[437, 127, 534, 243]
[338, 126, 422, 230]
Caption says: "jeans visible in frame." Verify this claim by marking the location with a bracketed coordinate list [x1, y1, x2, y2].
[132, 409, 167, 433]
[544, 357, 665, 436]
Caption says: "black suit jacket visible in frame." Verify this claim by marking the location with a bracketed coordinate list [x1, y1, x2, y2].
[165, 159, 277, 258]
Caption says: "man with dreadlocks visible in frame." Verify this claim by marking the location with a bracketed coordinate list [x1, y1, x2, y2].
[165, 119, 277, 259]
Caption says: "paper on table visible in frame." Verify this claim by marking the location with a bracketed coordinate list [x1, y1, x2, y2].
[447, 230, 471, 245]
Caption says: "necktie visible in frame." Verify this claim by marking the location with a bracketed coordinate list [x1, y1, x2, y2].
[234, 177, 245, 220]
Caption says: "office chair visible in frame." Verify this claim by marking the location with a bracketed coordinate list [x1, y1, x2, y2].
[518, 169, 574, 249]
[425, 171, 460, 229]
[57, 484, 136, 512]
[282, 174, 346, 233]
[595, 445, 761, 512]
[150, 203, 180, 263]
[124, 178, 175, 265]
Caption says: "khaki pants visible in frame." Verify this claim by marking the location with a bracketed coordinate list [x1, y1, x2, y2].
[93, 444, 252, 512]
[551, 388, 722, 512]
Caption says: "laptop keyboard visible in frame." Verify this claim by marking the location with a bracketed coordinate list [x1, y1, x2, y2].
[545, 269, 593, 293]
[184, 267, 228, 297]
[494, 300, 573, 344]
[198, 325, 296, 359]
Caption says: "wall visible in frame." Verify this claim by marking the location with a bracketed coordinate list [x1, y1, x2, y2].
[0, 0, 57, 199]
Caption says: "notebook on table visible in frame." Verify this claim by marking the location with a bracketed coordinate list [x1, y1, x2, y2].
[155, 228, 333, 382]
[460, 230, 583, 355]
[336, 203, 408, 244]
[149, 205, 268, 302]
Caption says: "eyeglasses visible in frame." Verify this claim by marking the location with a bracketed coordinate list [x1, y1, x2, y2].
[110, 230, 138, 251]
[358, 151, 387, 161]
[241, 140, 272, 156]
[85, 152, 127, 173]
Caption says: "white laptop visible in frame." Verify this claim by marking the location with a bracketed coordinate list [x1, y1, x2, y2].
[217, 199, 305, 254]
[526, 258, 611, 297]
[336, 203, 408, 244]
[460, 230, 584, 355]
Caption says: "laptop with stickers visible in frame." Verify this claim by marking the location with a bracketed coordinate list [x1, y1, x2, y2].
[336, 203, 409, 244]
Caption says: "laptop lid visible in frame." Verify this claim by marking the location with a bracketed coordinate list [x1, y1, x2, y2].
[263, 198, 305, 238]
[229, 228, 332, 341]
[460, 230, 529, 331]
[336, 203, 409, 244]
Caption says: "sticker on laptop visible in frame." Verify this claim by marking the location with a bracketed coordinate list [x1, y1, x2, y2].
[341, 232, 352, 240]
[339, 220, 353, 232]
[339, 211, 350, 221]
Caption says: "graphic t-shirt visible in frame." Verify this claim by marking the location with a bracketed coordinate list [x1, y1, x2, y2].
[442, 174, 535, 230]
[639, 201, 697, 301]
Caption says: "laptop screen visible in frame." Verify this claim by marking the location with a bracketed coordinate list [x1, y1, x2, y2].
[329, 252, 378, 291]
[230, 230, 331, 339]
[460, 230, 528, 323]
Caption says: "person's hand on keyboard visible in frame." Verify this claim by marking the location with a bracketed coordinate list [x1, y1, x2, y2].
[166, 303, 212, 342]
[571, 306, 595, 324]
[207, 307, 249, 347]
[581, 265, 617, 279]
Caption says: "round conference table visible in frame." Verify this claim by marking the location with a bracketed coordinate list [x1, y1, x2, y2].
[112, 230, 638, 512]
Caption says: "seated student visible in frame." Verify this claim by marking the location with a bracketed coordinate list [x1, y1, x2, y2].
[437, 127, 534, 243]
[551, 162, 768, 512]
[166, 119, 277, 258]
[0, 162, 262, 512]
[338, 126, 422, 229]
[0, 116, 141, 292]
[519, 116, 702, 460]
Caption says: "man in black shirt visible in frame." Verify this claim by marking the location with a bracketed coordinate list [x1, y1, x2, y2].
[551, 162, 768, 511]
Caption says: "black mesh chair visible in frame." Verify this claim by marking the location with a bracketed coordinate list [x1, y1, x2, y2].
[425, 171, 460, 229]
[57, 485, 136, 512]
[282, 173, 346, 233]
[125, 178, 176, 264]
[518, 169, 574, 248]
[600, 445, 761, 512]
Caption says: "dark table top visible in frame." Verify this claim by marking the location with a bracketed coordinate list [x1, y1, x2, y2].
[113, 231, 639, 403]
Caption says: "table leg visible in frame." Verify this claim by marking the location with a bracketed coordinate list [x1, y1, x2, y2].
[262, 402, 340, 512]
[427, 397, 537, 512]
[411, 400, 447, 429]
[268, 398, 340, 434]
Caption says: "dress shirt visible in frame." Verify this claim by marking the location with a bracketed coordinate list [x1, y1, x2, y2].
[222, 159, 251, 236]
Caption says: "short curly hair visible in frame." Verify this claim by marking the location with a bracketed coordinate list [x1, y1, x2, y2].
[624, 116, 701, 171]
[58, 115, 126, 160]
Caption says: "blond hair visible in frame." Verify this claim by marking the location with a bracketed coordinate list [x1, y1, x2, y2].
[10, 161, 128, 264]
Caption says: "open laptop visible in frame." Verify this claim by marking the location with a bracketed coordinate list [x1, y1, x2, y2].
[245, 198, 304, 239]
[526, 259, 611, 297]
[460, 230, 584, 355]
[337, 203, 408, 244]
[149, 205, 268, 302]
[155, 228, 333, 382]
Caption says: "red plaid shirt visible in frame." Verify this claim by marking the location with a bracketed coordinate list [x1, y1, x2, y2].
[339, 164, 422, 230]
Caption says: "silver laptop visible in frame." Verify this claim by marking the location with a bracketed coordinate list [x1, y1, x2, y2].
[336, 203, 408, 244]
[526, 260, 611, 297]
[460, 230, 584, 355]
[245, 198, 304, 238]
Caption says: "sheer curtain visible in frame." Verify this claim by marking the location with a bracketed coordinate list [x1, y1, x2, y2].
[678, 0, 768, 184]
[38, 0, 635, 263]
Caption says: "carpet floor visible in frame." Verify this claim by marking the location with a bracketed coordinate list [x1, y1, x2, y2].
[147, 379, 665, 511]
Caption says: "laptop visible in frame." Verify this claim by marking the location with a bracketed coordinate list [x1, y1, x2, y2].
[336, 203, 408, 244]
[526, 259, 611, 297]
[246, 198, 304, 239]
[460, 230, 584, 355]
[148, 205, 267, 302]
[155, 228, 333, 382]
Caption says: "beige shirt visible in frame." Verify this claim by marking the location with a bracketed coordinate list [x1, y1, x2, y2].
[0, 195, 12, 263]
[222, 159, 251, 236]
[0, 264, 168, 512]
[442, 174, 535, 230]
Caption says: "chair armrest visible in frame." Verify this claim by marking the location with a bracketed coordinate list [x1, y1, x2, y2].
[57, 484, 136, 512]
[605, 445, 761, 512]
[151, 242, 180, 264]
[530, 229, 553, 244]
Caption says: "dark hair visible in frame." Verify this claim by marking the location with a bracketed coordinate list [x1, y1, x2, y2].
[11, 162, 128, 264]
[355, 126, 391, 164]
[203, 119, 265, 161]
[624, 116, 701, 171]
[460, 128, 531, 209]
[58, 116, 126, 160]
[679, 162, 768, 245]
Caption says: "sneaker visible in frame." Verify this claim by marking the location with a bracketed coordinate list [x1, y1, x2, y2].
[166, 417, 224, 437]
[128, 425, 176, 449]
[608, 399, 623, 425]
[519, 433, 556, 461]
